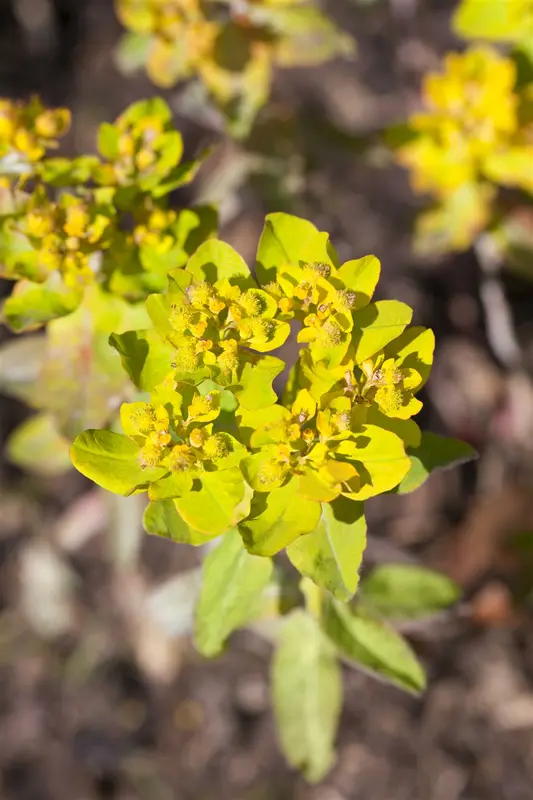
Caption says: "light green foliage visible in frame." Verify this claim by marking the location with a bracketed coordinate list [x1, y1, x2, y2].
[2, 201, 468, 779]
[195, 529, 273, 656]
[114, 0, 354, 137]
[287, 498, 366, 602]
[360, 564, 460, 620]
[391, 45, 533, 253]
[322, 597, 426, 694]
[395, 432, 477, 494]
[272, 610, 342, 781]
[0, 96, 216, 475]
[453, 0, 533, 44]
[71, 212, 472, 573]
[0, 97, 214, 328]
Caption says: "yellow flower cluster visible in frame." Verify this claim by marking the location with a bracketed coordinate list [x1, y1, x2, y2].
[0, 97, 70, 162]
[246, 389, 360, 500]
[398, 47, 521, 196]
[115, 0, 353, 135]
[168, 276, 289, 378]
[17, 191, 113, 288]
[116, 0, 217, 89]
[121, 393, 229, 471]
[393, 45, 533, 252]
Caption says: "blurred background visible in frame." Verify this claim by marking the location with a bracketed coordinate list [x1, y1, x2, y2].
[2, 0, 533, 798]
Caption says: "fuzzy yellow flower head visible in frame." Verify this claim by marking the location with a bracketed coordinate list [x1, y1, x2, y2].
[167, 273, 290, 381]
[397, 47, 519, 196]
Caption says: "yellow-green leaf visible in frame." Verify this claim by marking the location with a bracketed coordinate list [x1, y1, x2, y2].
[272, 610, 341, 782]
[336, 424, 410, 500]
[143, 499, 217, 545]
[187, 239, 253, 288]
[70, 430, 165, 494]
[287, 498, 366, 602]
[337, 255, 380, 309]
[239, 480, 321, 556]
[351, 300, 413, 364]
[256, 212, 318, 285]
[175, 467, 249, 535]
[195, 529, 273, 657]
[361, 564, 460, 620]
[453, 0, 533, 42]
[322, 598, 426, 694]
[109, 329, 175, 391]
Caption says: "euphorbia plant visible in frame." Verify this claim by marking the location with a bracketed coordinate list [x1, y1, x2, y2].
[70, 212, 474, 778]
[389, 44, 533, 255]
[0, 96, 216, 472]
[114, 0, 354, 136]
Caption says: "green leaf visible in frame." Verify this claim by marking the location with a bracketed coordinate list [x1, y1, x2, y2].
[143, 500, 217, 545]
[148, 471, 193, 500]
[234, 355, 284, 410]
[396, 432, 477, 494]
[194, 529, 273, 657]
[151, 155, 207, 198]
[361, 564, 460, 620]
[3, 277, 81, 331]
[186, 239, 253, 288]
[238, 480, 321, 556]
[298, 230, 339, 269]
[255, 212, 318, 285]
[97, 122, 120, 160]
[322, 599, 426, 694]
[351, 300, 413, 364]
[337, 255, 381, 309]
[109, 329, 174, 391]
[175, 468, 250, 535]
[453, 0, 533, 42]
[287, 498, 366, 602]
[39, 155, 100, 187]
[70, 430, 165, 494]
[336, 425, 411, 500]
[383, 326, 435, 388]
[114, 31, 151, 75]
[270, 6, 354, 67]
[484, 147, 533, 193]
[272, 610, 341, 782]
[119, 96, 172, 126]
[7, 413, 71, 476]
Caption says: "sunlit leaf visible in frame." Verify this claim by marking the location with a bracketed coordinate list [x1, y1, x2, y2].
[395, 432, 477, 494]
[195, 529, 273, 656]
[272, 610, 341, 782]
[238, 479, 321, 555]
[361, 564, 460, 620]
[322, 598, 426, 694]
[70, 429, 165, 494]
[351, 300, 413, 364]
[287, 498, 366, 601]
